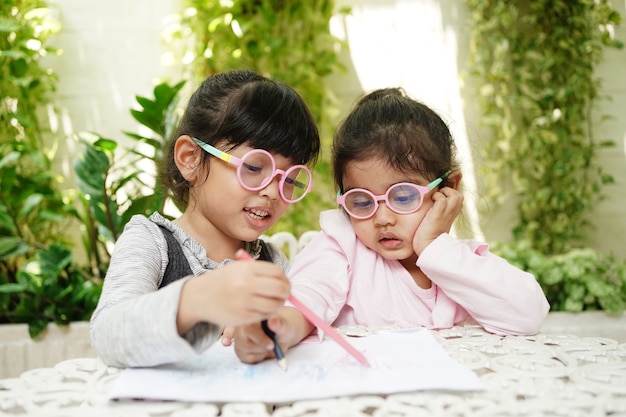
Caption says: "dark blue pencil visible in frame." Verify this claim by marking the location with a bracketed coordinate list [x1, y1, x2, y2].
[234, 249, 288, 371]
[261, 319, 287, 371]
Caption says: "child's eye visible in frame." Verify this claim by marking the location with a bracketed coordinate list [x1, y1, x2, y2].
[393, 194, 415, 205]
[390, 186, 419, 207]
[351, 197, 373, 210]
[284, 177, 306, 189]
[242, 162, 263, 174]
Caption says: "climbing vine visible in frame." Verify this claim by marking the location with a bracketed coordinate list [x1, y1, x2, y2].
[465, 0, 622, 255]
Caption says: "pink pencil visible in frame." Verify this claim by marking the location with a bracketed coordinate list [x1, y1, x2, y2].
[287, 295, 370, 367]
[235, 249, 369, 366]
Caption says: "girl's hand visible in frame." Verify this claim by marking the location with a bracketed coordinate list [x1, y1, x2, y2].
[233, 306, 314, 364]
[412, 186, 464, 255]
[233, 314, 289, 364]
[176, 260, 291, 334]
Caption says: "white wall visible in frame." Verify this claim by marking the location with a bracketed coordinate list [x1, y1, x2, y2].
[44, 0, 180, 179]
[586, 11, 626, 258]
[43, 0, 626, 258]
[328, 0, 484, 242]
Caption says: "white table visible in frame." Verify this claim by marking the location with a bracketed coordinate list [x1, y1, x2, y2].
[1, 325, 625, 417]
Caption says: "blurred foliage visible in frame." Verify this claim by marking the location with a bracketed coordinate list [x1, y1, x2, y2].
[2, 76, 183, 337]
[0, 0, 60, 143]
[73, 81, 186, 279]
[0, 138, 102, 338]
[492, 241, 626, 314]
[0, 244, 101, 338]
[466, 0, 626, 313]
[0, 0, 102, 336]
[163, 0, 348, 235]
[465, 0, 623, 255]
[6, 0, 625, 334]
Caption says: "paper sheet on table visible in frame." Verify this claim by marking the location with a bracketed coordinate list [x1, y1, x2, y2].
[108, 329, 484, 403]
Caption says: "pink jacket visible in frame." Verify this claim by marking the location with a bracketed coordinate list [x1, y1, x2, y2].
[288, 209, 550, 335]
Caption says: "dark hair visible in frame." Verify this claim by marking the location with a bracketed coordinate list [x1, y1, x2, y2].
[161, 69, 320, 208]
[333, 88, 459, 193]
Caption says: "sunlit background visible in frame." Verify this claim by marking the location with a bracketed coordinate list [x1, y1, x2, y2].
[43, 0, 626, 258]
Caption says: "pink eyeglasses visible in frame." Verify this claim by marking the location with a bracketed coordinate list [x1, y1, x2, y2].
[193, 138, 313, 203]
[336, 171, 451, 219]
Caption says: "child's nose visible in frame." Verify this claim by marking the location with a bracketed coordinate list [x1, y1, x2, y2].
[373, 201, 395, 226]
[260, 174, 282, 201]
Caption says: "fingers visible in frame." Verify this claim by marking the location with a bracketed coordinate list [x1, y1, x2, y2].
[221, 325, 235, 346]
[234, 264, 291, 317]
[413, 187, 464, 255]
[430, 187, 463, 219]
[432, 186, 463, 206]
[234, 260, 291, 299]
[199, 260, 291, 327]
[233, 323, 275, 364]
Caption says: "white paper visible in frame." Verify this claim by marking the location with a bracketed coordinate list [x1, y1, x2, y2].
[108, 329, 484, 403]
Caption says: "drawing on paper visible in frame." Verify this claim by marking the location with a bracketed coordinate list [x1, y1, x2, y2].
[108, 329, 486, 403]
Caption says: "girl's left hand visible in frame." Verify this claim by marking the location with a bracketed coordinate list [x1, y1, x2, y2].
[412, 186, 463, 255]
[233, 315, 288, 364]
[221, 325, 235, 346]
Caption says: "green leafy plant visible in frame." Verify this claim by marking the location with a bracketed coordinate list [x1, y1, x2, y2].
[492, 241, 626, 314]
[465, 0, 623, 255]
[1, 244, 102, 337]
[0, 0, 60, 145]
[0, 139, 101, 338]
[164, 0, 348, 235]
[1, 74, 184, 337]
[0, 0, 103, 337]
[0, 0, 66, 254]
[73, 80, 185, 278]
[465, 1, 626, 313]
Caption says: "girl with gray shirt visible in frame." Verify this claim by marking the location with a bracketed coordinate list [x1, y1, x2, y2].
[90, 70, 320, 368]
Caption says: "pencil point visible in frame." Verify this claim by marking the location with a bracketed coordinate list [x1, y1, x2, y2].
[278, 358, 288, 371]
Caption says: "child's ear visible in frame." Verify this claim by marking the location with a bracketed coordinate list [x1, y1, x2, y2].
[446, 171, 463, 190]
[174, 135, 202, 181]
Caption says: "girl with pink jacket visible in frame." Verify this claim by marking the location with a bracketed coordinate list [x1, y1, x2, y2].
[232, 88, 550, 365]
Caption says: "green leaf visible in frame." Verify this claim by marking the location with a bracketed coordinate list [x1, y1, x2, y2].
[0, 237, 30, 259]
[28, 320, 49, 338]
[17, 193, 44, 217]
[0, 18, 22, 32]
[123, 133, 161, 151]
[10, 58, 28, 78]
[154, 80, 185, 106]
[74, 140, 111, 197]
[93, 138, 118, 152]
[0, 151, 21, 169]
[37, 244, 73, 277]
[0, 283, 27, 293]
[130, 108, 163, 136]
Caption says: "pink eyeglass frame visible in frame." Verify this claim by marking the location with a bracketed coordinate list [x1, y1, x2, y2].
[336, 170, 451, 219]
[192, 137, 313, 203]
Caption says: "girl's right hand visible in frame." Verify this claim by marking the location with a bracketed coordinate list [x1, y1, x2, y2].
[176, 260, 291, 334]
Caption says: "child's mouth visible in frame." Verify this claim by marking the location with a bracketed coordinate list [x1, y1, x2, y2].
[379, 235, 402, 249]
[245, 208, 270, 220]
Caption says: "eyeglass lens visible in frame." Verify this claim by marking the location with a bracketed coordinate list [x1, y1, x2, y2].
[344, 184, 423, 218]
[239, 151, 311, 201]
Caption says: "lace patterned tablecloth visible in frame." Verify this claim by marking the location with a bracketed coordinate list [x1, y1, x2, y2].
[1, 325, 625, 417]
